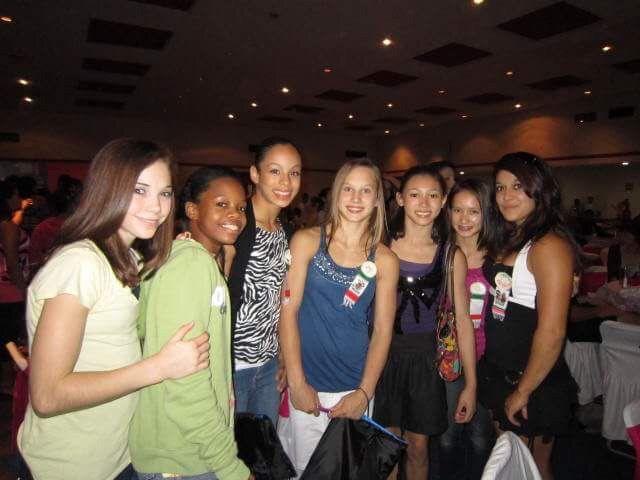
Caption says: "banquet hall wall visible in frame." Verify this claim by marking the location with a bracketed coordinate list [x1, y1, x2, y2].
[0, 109, 375, 192]
[377, 93, 640, 213]
[2, 92, 639, 208]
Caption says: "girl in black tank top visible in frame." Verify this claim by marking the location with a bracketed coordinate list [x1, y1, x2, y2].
[481, 152, 578, 480]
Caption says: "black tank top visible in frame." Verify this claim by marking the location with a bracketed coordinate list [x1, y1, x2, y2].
[484, 262, 568, 379]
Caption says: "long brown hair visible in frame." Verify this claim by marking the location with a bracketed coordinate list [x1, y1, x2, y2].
[55, 138, 176, 287]
[324, 158, 386, 253]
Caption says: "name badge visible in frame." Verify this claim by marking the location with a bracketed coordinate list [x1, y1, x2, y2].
[492, 272, 512, 322]
[343, 260, 376, 308]
[212, 286, 227, 315]
[469, 281, 487, 329]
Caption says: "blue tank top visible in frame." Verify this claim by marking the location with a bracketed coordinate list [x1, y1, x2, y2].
[299, 229, 376, 392]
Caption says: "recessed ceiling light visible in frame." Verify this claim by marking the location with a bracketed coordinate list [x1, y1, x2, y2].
[459, 171, 465, 175]
[381, 37, 393, 47]
[384, 129, 390, 134]
[622, 161, 630, 166]
[250, 102, 258, 108]
[227, 113, 235, 119]
[584, 90, 592, 95]
[601, 44, 613, 52]
[506, 70, 514, 77]
[514, 103, 522, 109]
[323, 67, 332, 73]
[347, 114, 354, 119]
[17, 78, 30, 86]
[23, 96, 33, 103]
[0, 16, 12, 23]
[438, 89, 446, 95]
[579, 119, 585, 124]
[473, 0, 484, 5]
[281, 86, 290, 93]
[419, 123, 425, 127]
[386, 102, 393, 108]
[316, 122, 323, 127]
[461, 114, 468, 119]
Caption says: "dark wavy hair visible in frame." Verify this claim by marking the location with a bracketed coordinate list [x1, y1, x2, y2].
[178, 166, 244, 231]
[388, 164, 448, 243]
[447, 177, 497, 252]
[490, 151, 578, 262]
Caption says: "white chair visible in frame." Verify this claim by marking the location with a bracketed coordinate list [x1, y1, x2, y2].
[481, 431, 541, 480]
[623, 399, 640, 480]
[564, 340, 603, 405]
[600, 321, 640, 442]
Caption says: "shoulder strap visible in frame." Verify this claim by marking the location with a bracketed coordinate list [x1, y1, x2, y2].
[443, 243, 457, 308]
[367, 242, 377, 261]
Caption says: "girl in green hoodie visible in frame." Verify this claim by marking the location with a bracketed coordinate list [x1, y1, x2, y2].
[130, 166, 254, 480]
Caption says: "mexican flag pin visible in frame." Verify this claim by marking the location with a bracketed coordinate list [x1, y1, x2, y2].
[343, 260, 377, 308]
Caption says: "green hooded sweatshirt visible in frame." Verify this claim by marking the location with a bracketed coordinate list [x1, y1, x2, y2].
[129, 239, 250, 480]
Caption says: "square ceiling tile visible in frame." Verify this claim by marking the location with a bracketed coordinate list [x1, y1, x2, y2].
[259, 115, 294, 123]
[374, 117, 413, 125]
[613, 58, 640, 74]
[75, 98, 125, 109]
[87, 19, 173, 50]
[414, 43, 491, 67]
[315, 90, 365, 102]
[0, 132, 20, 143]
[345, 125, 374, 131]
[609, 106, 635, 119]
[128, 0, 195, 10]
[415, 106, 457, 115]
[357, 70, 419, 87]
[464, 93, 515, 104]
[284, 104, 325, 114]
[497, 2, 600, 40]
[77, 80, 136, 94]
[82, 58, 151, 76]
[527, 74, 589, 91]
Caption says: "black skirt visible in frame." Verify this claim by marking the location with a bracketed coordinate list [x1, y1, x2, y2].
[373, 332, 447, 436]
[478, 359, 577, 438]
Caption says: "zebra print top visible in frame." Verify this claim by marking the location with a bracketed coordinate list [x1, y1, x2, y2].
[234, 226, 287, 365]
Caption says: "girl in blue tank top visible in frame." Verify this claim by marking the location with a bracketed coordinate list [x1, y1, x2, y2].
[280, 159, 399, 475]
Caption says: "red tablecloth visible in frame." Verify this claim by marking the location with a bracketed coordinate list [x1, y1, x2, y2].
[581, 271, 607, 294]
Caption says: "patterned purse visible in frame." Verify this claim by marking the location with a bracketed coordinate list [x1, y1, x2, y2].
[435, 243, 462, 382]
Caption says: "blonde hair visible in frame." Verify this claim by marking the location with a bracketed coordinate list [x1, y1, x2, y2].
[324, 159, 386, 253]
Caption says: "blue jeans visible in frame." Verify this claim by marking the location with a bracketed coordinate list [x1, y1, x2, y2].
[233, 356, 280, 426]
[137, 473, 217, 480]
[439, 376, 494, 480]
[114, 464, 135, 480]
